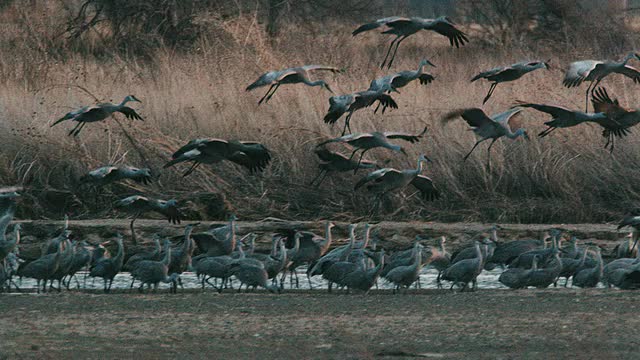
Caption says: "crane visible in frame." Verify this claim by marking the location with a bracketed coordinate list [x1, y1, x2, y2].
[591, 87, 640, 151]
[324, 91, 398, 136]
[368, 59, 436, 112]
[352, 16, 468, 68]
[246, 65, 340, 104]
[164, 138, 272, 176]
[471, 60, 550, 104]
[115, 195, 181, 244]
[563, 52, 640, 111]
[80, 166, 153, 186]
[310, 147, 377, 187]
[51, 95, 143, 136]
[513, 101, 607, 138]
[354, 154, 439, 214]
[317, 127, 428, 172]
[443, 107, 528, 165]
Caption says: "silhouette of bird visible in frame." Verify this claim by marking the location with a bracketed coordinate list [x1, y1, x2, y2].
[310, 147, 377, 187]
[131, 239, 180, 293]
[164, 138, 272, 176]
[51, 95, 143, 136]
[443, 107, 528, 164]
[513, 101, 607, 138]
[192, 215, 239, 257]
[80, 166, 153, 186]
[115, 195, 181, 244]
[441, 241, 484, 291]
[246, 65, 340, 104]
[354, 154, 439, 214]
[591, 87, 640, 151]
[471, 60, 550, 104]
[563, 53, 640, 111]
[317, 127, 428, 172]
[352, 16, 468, 68]
[368, 59, 436, 112]
[18, 243, 63, 293]
[324, 91, 398, 136]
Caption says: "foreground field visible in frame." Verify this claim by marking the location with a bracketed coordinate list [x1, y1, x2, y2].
[1, 289, 639, 359]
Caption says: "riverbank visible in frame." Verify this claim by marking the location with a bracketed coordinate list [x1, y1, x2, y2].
[1, 289, 638, 359]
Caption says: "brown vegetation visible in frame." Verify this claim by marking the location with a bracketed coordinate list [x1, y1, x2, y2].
[1, 1, 640, 223]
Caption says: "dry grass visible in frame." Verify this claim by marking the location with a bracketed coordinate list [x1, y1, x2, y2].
[1, 4, 640, 223]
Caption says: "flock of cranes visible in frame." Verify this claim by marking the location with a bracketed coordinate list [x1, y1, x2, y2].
[5, 15, 640, 295]
[5, 198, 640, 294]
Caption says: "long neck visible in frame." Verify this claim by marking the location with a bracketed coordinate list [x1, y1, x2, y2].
[440, 238, 446, 253]
[10, 226, 20, 246]
[183, 228, 193, 252]
[505, 128, 521, 139]
[413, 248, 422, 270]
[362, 227, 370, 249]
[321, 224, 333, 252]
[416, 62, 425, 75]
[238, 244, 245, 259]
[415, 158, 425, 173]
[622, 53, 635, 65]
[226, 219, 236, 252]
[163, 244, 171, 265]
[304, 79, 325, 87]
[270, 239, 278, 257]
[118, 97, 130, 107]
[491, 229, 498, 243]
[596, 250, 603, 275]
[114, 241, 124, 264]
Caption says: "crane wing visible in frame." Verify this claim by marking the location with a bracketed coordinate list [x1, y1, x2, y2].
[591, 87, 627, 118]
[354, 168, 402, 191]
[228, 141, 272, 173]
[442, 108, 494, 129]
[352, 17, 409, 36]
[115, 195, 149, 210]
[171, 138, 217, 158]
[470, 66, 505, 82]
[316, 133, 361, 147]
[410, 175, 440, 201]
[118, 107, 144, 121]
[383, 126, 428, 143]
[562, 60, 600, 87]
[617, 65, 640, 83]
[513, 101, 574, 118]
[299, 65, 341, 73]
[314, 148, 350, 163]
[423, 17, 469, 48]
[418, 73, 435, 85]
[158, 200, 181, 224]
[324, 94, 353, 124]
[492, 108, 523, 133]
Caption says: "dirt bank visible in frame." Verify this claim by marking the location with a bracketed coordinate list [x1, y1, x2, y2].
[1, 289, 639, 359]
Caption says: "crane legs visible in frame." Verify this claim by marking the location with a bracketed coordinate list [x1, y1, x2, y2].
[353, 149, 370, 174]
[538, 127, 557, 138]
[258, 83, 281, 105]
[341, 112, 354, 136]
[183, 162, 201, 177]
[385, 35, 408, 69]
[486, 138, 498, 170]
[463, 139, 487, 161]
[482, 83, 499, 105]
[380, 35, 401, 69]
[68, 121, 87, 137]
[309, 169, 328, 187]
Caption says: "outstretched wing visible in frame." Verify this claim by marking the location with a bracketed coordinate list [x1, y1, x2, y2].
[383, 126, 428, 143]
[324, 94, 353, 124]
[492, 108, 523, 133]
[354, 168, 401, 191]
[118, 107, 144, 121]
[352, 17, 409, 36]
[442, 108, 495, 129]
[470, 66, 505, 82]
[410, 175, 440, 201]
[562, 60, 601, 88]
[418, 73, 435, 85]
[316, 133, 361, 147]
[115, 195, 150, 211]
[423, 17, 469, 48]
[299, 65, 342, 73]
[158, 201, 181, 224]
[591, 87, 627, 118]
[228, 141, 272, 174]
[617, 65, 640, 84]
[513, 101, 574, 118]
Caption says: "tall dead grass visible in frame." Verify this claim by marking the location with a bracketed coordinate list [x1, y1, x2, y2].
[1, 4, 640, 223]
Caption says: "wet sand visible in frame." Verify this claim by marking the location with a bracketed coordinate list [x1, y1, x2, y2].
[1, 289, 639, 359]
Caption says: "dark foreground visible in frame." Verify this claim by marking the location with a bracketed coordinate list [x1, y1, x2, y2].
[1, 289, 639, 359]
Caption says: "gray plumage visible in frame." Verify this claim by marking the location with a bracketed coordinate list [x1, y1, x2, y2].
[341, 250, 385, 294]
[310, 147, 377, 187]
[323, 91, 398, 136]
[246, 65, 340, 104]
[524, 249, 563, 288]
[441, 242, 484, 291]
[443, 107, 528, 163]
[514, 101, 607, 138]
[0, 216, 20, 262]
[591, 87, 640, 151]
[51, 95, 143, 136]
[131, 240, 179, 293]
[81, 166, 152, 186]
[230, 261, 280, 293]
[385, 243, 423, 293]
[164, 139, 272, 176]
[89, 234, 125, 293]
[192, 215, 238, 257]
[124, 236, 162, 271]
[352, 16, 468, 68]
[471, 60, 549, 104]
[563, 53, 640, 110]
[18, 243, 63, 293]
[572, 247, 603, 288]
[499, 255, 539, 289]
[354, 155, 439, 214]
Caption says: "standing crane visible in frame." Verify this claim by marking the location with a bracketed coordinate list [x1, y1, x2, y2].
[471, 60, 550, 104]
[324, 91, 398, 136]
[591, 87, 640, 151]
[513, 101, 607, 138]
[317, 127, 428, 172]
[563, 52, 640, 111]
[51, 95, 143, 136]
[115, 195, 181, 245]
[442, 107, 528, 165]
[246, 65, 340, 104]
[89, 234, 125, 293]
[352, 16, 468, 68]
[164, 138, 272, 176]
[618, 210, 640, 253]
[310, 147, 377, 187]
[354, 154, 440, 214]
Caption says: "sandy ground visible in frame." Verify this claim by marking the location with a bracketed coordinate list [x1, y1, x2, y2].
[1, 289, 640, 359]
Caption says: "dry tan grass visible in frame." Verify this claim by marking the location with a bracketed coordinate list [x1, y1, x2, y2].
[1, 8, 640, 223]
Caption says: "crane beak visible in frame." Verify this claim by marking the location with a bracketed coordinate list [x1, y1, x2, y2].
[426, 59, 436, 67]
[325, 84, 335, 94]
[50, 117, 68, 127]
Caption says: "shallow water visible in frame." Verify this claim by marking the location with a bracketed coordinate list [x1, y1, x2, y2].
[6, 267, 605, 293]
